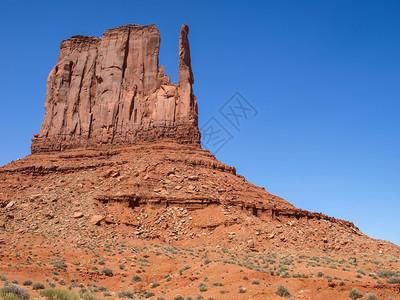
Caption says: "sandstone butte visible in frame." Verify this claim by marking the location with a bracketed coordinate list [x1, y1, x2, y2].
[0, 24, 399, 300]
[31, 24, 199, 153]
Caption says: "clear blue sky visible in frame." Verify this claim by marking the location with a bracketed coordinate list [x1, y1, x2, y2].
[0, 0, 399, 246]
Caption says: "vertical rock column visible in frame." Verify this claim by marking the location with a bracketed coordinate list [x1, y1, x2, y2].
[177, 24, 198, 125]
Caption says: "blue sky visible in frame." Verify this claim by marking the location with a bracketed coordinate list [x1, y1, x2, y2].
[0, 0, 399, 246]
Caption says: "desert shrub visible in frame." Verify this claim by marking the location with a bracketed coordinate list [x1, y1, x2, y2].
[317, 271, 324, 277]
[377, 270, 396, 278]
[49, 259, 67, 270]
[58, 279, 66, 286]
[178, 265, 191, 275]
[387, 276, 400, 284]
[11, 281, 18, 285]
[157, 297, 167, 300]
[40, 288, 80, 300]
[348, 288, 363, 299]
[1, 283, 30, 300]
[198, 283, 207, 292]
[150, 281, 159, 288]
[238, 286, 246, 293]
[280, 272, 290, 278]
[365, 293, 377, 300]
[328, 263, 338, 269]
[32, 282, 45, 290]
[21, 281, 31, 287]
[98, 286, 107, 292]
[0, 276, 7, 282]
[174, 295, 184, 300]
[131, 275, 142, 283]
[276, 285, 291, 298]
[118, 264, 125, 270]
[46, 279, 56, 289]
[98, 260, 105, 266]
[204, 258, 212, 265]
[356, 269, 366, 275]
[80, 291, 98, 300]
[101, 268, 113, 276]
[144, 291, 155, 298]
[251, 279, 260, 285]
[102, 291, 111, 297]
[116, 290, 135, 299]
[281, 258, 293, 265]
[212, 282, 223, 287]
[1, 294, 20, 300]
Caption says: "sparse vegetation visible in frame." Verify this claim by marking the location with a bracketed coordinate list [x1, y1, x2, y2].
[49, 259, 67, 270]
[32, 283, 45, 290]
[204, 258, 212, 265]
[0, 229, 398, 300]
[387, 276, 400, 284]
[143, 291, 154, 298]
[101, 268, 113, 276]
[40, 288, 80, 300]
[131, 275, 142, 283]
[178, 265, 191, 275]
[21, 281, 32, 287]
[212, 282, 224, 287]
[348, 288, 363, 299]
[377, 270, 396, 278]
[276, 285, 291, 298]
[1, 283, 30, 300]
[356, 269, 366, 275]
[365, 293, 377, 300]
[116, 290, 135, 298]
[58, 279, 66, 286]
[0, 294, 20, 300]
[198, 283, 207, 292]
[80, 291, 98, 300]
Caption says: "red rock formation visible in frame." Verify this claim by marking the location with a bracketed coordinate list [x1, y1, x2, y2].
[177, 24, 197, 126]
[31, 24, 200, 153]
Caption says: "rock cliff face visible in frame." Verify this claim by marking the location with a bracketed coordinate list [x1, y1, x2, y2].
[31, 24, 200, 153]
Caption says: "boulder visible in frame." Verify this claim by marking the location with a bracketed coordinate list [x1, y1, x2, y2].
[90, 215, 104, 225]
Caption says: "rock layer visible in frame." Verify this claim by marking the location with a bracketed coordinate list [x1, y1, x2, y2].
[31, 24, 200, 153]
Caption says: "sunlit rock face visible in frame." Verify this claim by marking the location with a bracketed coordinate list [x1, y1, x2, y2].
[31, 24, 199, 153]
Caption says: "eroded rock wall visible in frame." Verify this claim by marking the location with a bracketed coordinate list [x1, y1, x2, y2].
[31, 24, 200, 153]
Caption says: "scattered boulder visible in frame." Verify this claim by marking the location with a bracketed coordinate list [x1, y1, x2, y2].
[73, 212, 84, 218]
[90, 215, 104, 225]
